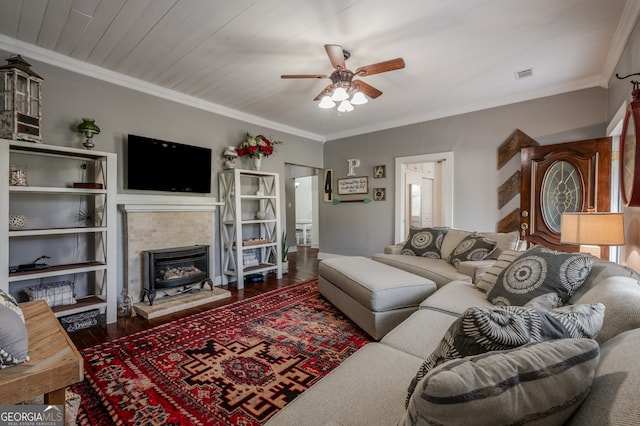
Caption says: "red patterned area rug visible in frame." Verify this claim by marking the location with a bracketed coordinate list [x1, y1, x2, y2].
[70, 279, 371, 425]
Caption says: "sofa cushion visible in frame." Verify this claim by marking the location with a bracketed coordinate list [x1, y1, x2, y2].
[475, 250, 522, 293]
[448, 233, 497, 268]
[487, 246, 593, 306]
[401, 338, 599, 426]
[570, 257, 640, 302]
[318, 256, 436, 312]
[480, 231, 520, 259]
[0, 305, 30, 369]
[381, 309, 460, 359]
[372, 254, 471, 288]
[571, 275, 640, 344]
[401, 227, 448, 258]
[566, 329, 640, 425]
[265, 343, 423, 426]
[419, 281, 491, 315]
[405, 303, 605, 403]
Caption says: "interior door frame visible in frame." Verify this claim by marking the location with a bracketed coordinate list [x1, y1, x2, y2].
[395, 152, 454, 243]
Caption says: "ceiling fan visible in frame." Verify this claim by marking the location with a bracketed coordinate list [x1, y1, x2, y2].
[281, 44, 405, 111]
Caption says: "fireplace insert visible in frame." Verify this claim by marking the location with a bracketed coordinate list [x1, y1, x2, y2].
[143, 245, 213, 305]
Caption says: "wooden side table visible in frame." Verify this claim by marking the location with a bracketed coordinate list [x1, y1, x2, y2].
[0, 300, 84, 404]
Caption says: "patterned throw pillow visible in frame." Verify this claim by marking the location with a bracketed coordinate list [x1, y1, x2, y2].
[0, 305, 30, 369]
[448, 233, 498, 268]
[487, 246, 593, 306]
[475, 250, 522, 293]
[401, 227, 448, 259]
[0, 288, 25, 323]
[401, 339, 600, 426]
[405, 303, 605, 405]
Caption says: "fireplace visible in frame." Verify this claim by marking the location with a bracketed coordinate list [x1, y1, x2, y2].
[143, 245, 213, 305]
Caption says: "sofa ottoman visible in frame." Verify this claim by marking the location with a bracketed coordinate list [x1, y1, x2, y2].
[318, 256, 437, 340]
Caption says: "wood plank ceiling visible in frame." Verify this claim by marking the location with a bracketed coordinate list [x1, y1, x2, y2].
[0, 0, 635, 141]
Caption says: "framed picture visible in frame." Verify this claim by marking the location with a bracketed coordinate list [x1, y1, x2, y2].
[337, 176, 368, 194]
[373, 188, 386, 201]
[373, 165, 386, 178]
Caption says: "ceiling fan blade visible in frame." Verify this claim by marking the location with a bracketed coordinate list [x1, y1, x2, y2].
[325, 44, 346, 70]
[355, 58, 405, 76]
[281, 74, 328, 79]
[353, 80, 382, 99]
[313, 84, 333, 101]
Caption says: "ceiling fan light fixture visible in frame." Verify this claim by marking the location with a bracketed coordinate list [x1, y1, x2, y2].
[319, 95, 336, 109]
[332, 86, 349, 101]
[337, 100, 354, 112]
[351, 91, 368, 105]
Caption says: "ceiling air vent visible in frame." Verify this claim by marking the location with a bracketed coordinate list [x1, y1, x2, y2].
[515, 68, 534, 80]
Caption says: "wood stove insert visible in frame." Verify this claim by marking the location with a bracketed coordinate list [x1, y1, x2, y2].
[143, 245, 213, 305]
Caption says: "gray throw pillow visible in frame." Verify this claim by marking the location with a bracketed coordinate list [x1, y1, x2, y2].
[0, 304, 30, 369]
[448, 232, 498, 268]
[405, 303, 605, 405]
[0, 288, 25, 323]
[401, 339, 600, 426]
[487, 246, 593, 306]
[401, 227, 448, 259]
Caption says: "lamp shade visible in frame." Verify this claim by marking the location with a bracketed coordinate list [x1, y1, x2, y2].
[560, 212, 625, 246]
[318, 95, 336, 109]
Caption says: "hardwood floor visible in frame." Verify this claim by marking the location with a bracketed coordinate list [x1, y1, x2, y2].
[69, 247, 320, 351]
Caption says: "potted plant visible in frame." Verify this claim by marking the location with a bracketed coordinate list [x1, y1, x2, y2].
[281, 232, 289, 274]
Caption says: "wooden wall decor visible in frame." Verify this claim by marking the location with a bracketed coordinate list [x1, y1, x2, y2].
[497, 208, 520, 234]
[498, 170, 521, 209]
[497, 129, 539, 170]
[496, 129, 539, 233]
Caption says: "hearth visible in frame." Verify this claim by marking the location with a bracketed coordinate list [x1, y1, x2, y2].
[143, 245, 213, 305]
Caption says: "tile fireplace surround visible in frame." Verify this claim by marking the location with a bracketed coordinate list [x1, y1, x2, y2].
[118, 194, 222, 304]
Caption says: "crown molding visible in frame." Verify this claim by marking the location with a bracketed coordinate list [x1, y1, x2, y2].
[600, 0, 640, 88]
[0, 34, 324, 142]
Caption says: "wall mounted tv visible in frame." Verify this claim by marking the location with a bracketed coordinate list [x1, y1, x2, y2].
[126, 134, 212, 193]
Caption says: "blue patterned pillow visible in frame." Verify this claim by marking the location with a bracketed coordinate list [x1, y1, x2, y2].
[401, 227, 448, 259]
[487, 246, 593, 306]
[406, 303, 604, 406]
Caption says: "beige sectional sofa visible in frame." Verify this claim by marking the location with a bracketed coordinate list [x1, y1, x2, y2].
[267, 249, 640, 425]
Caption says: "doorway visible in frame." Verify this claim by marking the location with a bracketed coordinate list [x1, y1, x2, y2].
[395, 152, 454, 243]
[285, 164, 321, 253]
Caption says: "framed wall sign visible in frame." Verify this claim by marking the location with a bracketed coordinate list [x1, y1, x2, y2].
[373, 188, 386, 201]
[373, 165, 386, 178]
[337, 176, 368, 194]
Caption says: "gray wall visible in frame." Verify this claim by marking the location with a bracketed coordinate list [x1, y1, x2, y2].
[606, 19, 640, 273]
[321, 88, 607, 257]
[0, 47, 323, 291]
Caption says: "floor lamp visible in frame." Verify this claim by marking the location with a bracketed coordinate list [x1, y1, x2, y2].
[560, 212, 625, 258]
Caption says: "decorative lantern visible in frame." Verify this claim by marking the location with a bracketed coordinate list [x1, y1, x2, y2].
[0, 55, 43, 143]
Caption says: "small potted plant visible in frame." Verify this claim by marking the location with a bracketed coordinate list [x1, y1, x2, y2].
[281, 232, 289, 274]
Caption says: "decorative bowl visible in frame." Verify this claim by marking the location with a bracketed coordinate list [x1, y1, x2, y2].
[9, 214, 27, 231]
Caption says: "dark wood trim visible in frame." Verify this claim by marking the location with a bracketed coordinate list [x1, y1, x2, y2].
[498, 171, 521, 209]
[497, 129, 539, 170]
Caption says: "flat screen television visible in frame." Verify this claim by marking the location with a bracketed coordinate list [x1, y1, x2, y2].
[126, 134, 212, 193]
